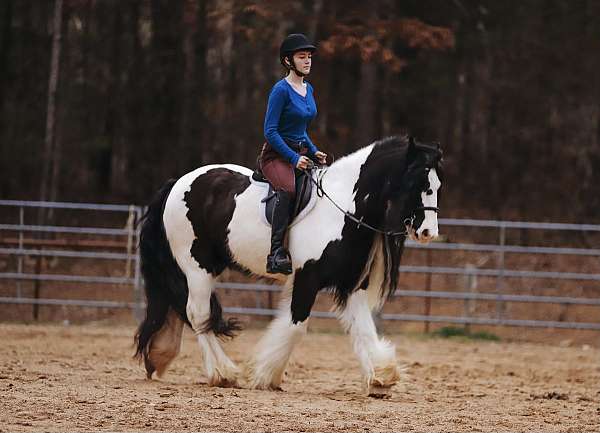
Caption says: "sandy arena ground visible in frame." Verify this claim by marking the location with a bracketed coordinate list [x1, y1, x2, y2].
[0, 322, 598, 432]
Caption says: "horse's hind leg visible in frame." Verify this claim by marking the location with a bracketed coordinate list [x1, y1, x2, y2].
[145, 308, 184, 378]
[185, 267, 239, 387]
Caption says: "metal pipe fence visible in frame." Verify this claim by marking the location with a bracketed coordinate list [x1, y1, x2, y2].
[1, 199, 599, 331]
[0, 199, 144, 320]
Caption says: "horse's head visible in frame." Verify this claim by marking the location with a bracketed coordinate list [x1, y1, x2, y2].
[383, 136, 443, 244]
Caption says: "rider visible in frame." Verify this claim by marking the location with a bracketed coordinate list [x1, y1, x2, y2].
[260, 33, 327, 275]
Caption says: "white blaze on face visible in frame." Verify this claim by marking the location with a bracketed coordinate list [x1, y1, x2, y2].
[416, 168, 441, 242]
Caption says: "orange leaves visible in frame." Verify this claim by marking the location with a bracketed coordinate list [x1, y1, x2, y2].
[360, 35, 379, 61]
[319, 16, 453, 71]
[381, 48, 407, 73]
[242, 3, 273, 19]
[320, 32, 406, 71]
[395, 18, 455, 51]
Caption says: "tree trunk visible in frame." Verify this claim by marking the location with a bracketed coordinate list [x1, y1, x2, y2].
[451, 60, 466, 156]
[39, 0, 63, 223]
[193, 0, 207, 164]
[49, 3, 71, 210]
[150, 0, 183, 181]
[108, 2, 125, 196]
[81, 0, 93, 137]
[355, 60, 377, 147]
[205, 0, 233, 161]
[0, 0, 13, 167]
[575, 0, 600, 217]
[127, 0, 144, 201]
[354, 5, 378, 148]
[0, 0, 13, 117]
[307, 0, 323, 41]
[178, 0, 198, 172]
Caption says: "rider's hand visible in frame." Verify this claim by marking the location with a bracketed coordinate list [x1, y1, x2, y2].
[296, 156, 311, 170]
[314, 151, 327, 165]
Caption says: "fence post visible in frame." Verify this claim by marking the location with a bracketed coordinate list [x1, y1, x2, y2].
[16, 206, 24, 298]
[125, 206, 135, 279]
[424, 248, 432, 333]
[133, 206, 145, 323]
[464, 264, 477, 332]
[496, 223, 506, 319]
[33, 255, 42, 321]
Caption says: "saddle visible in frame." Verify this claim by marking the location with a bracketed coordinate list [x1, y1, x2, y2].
[251, 166, 314, 226]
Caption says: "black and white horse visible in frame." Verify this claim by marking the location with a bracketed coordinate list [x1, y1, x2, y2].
[134, 135, 442, 395]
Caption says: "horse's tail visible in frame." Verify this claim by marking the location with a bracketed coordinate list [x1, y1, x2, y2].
[134, 179, 189, 362]
[134, 178, 240, 364]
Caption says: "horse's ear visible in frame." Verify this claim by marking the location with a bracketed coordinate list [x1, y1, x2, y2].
[408, 136, 416, 149]
[407, 136, 418, 160]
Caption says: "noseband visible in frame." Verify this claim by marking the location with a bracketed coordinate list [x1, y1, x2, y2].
[403, 206, 440, 232]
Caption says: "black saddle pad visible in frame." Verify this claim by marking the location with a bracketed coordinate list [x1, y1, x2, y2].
[258, 170, 313, 225]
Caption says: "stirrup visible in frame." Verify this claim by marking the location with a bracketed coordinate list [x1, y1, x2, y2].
[266, 249, 292, 275]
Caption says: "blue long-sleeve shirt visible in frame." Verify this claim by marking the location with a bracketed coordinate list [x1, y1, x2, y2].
[264, 78, 319, 166]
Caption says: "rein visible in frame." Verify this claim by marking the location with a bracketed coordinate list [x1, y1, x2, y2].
[302, 164, 440, 238]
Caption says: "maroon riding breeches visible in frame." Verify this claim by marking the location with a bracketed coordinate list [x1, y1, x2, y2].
[259, 142, 307, 199]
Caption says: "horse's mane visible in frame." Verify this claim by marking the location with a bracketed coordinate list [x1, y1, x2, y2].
[370, 137, 409, 307]
[373, 134, 442, 168]
[354, 135, 441, 308]
[373, 135, 409, 151]
[368, 135, 409, 165]
[329, 135, 408, 170]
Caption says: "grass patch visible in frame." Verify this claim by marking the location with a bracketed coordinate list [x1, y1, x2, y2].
[432, 326, 500, 341]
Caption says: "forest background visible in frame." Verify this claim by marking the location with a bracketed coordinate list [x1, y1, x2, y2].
[1, 0, 599, 222]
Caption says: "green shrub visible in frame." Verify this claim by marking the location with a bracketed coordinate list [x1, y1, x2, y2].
[432, 326, 500, 341]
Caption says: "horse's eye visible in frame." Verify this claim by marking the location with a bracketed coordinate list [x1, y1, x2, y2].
[426, 189, 433, 196]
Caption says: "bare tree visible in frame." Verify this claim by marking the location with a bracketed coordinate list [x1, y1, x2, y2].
[39, 0, 63, 222]
[178, 0, 198, 170]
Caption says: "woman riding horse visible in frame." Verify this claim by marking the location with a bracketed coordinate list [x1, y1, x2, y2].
[133, 34, 443, 396]
[260, 33, 327, 275]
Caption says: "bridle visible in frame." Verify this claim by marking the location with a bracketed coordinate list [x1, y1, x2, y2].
[302, 164, 440, 237]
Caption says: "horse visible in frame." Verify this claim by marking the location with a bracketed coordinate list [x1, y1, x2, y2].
[134, 135, 443, 396]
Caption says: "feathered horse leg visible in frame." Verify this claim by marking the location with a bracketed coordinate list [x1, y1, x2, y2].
[246, 280, 308, 389]
[338, 290, 401, 398]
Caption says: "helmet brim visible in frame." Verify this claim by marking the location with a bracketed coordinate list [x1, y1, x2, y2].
[284, 44, 317, 55]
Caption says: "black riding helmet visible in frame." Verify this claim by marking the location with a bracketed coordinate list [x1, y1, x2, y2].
[280, 33, 316, 77]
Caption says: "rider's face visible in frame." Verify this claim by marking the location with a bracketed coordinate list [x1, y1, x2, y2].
[292, 51, 312, 74]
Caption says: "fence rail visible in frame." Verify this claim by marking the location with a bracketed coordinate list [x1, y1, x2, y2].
[0, 272, 135, 284]
[0, 296, 138, 309]
[0, 199, 136, 212]
[438, 218, 600, 231]
[0, 200, 144, 320]
[1, 200, 599, 331]
[410, 241, 600, 256]
[0, 247, 135, 260]
[399, 265, 600, 281]
[0, 224, 133, 236]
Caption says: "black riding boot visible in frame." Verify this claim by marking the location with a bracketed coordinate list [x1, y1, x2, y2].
[267, 191, 293, 275]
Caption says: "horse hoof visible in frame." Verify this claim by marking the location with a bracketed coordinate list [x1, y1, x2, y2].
[209, 376, 239, 388]
[245, 379, 283, 391]
[368, 384, 393, 399]
[208, 367, 240, 388]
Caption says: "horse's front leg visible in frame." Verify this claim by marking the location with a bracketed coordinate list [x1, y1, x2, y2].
[338, 290, 400, 397]
[246, 270, 321, 389]
[245, 298, 308, 390]
[245, 285, 309, 389]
